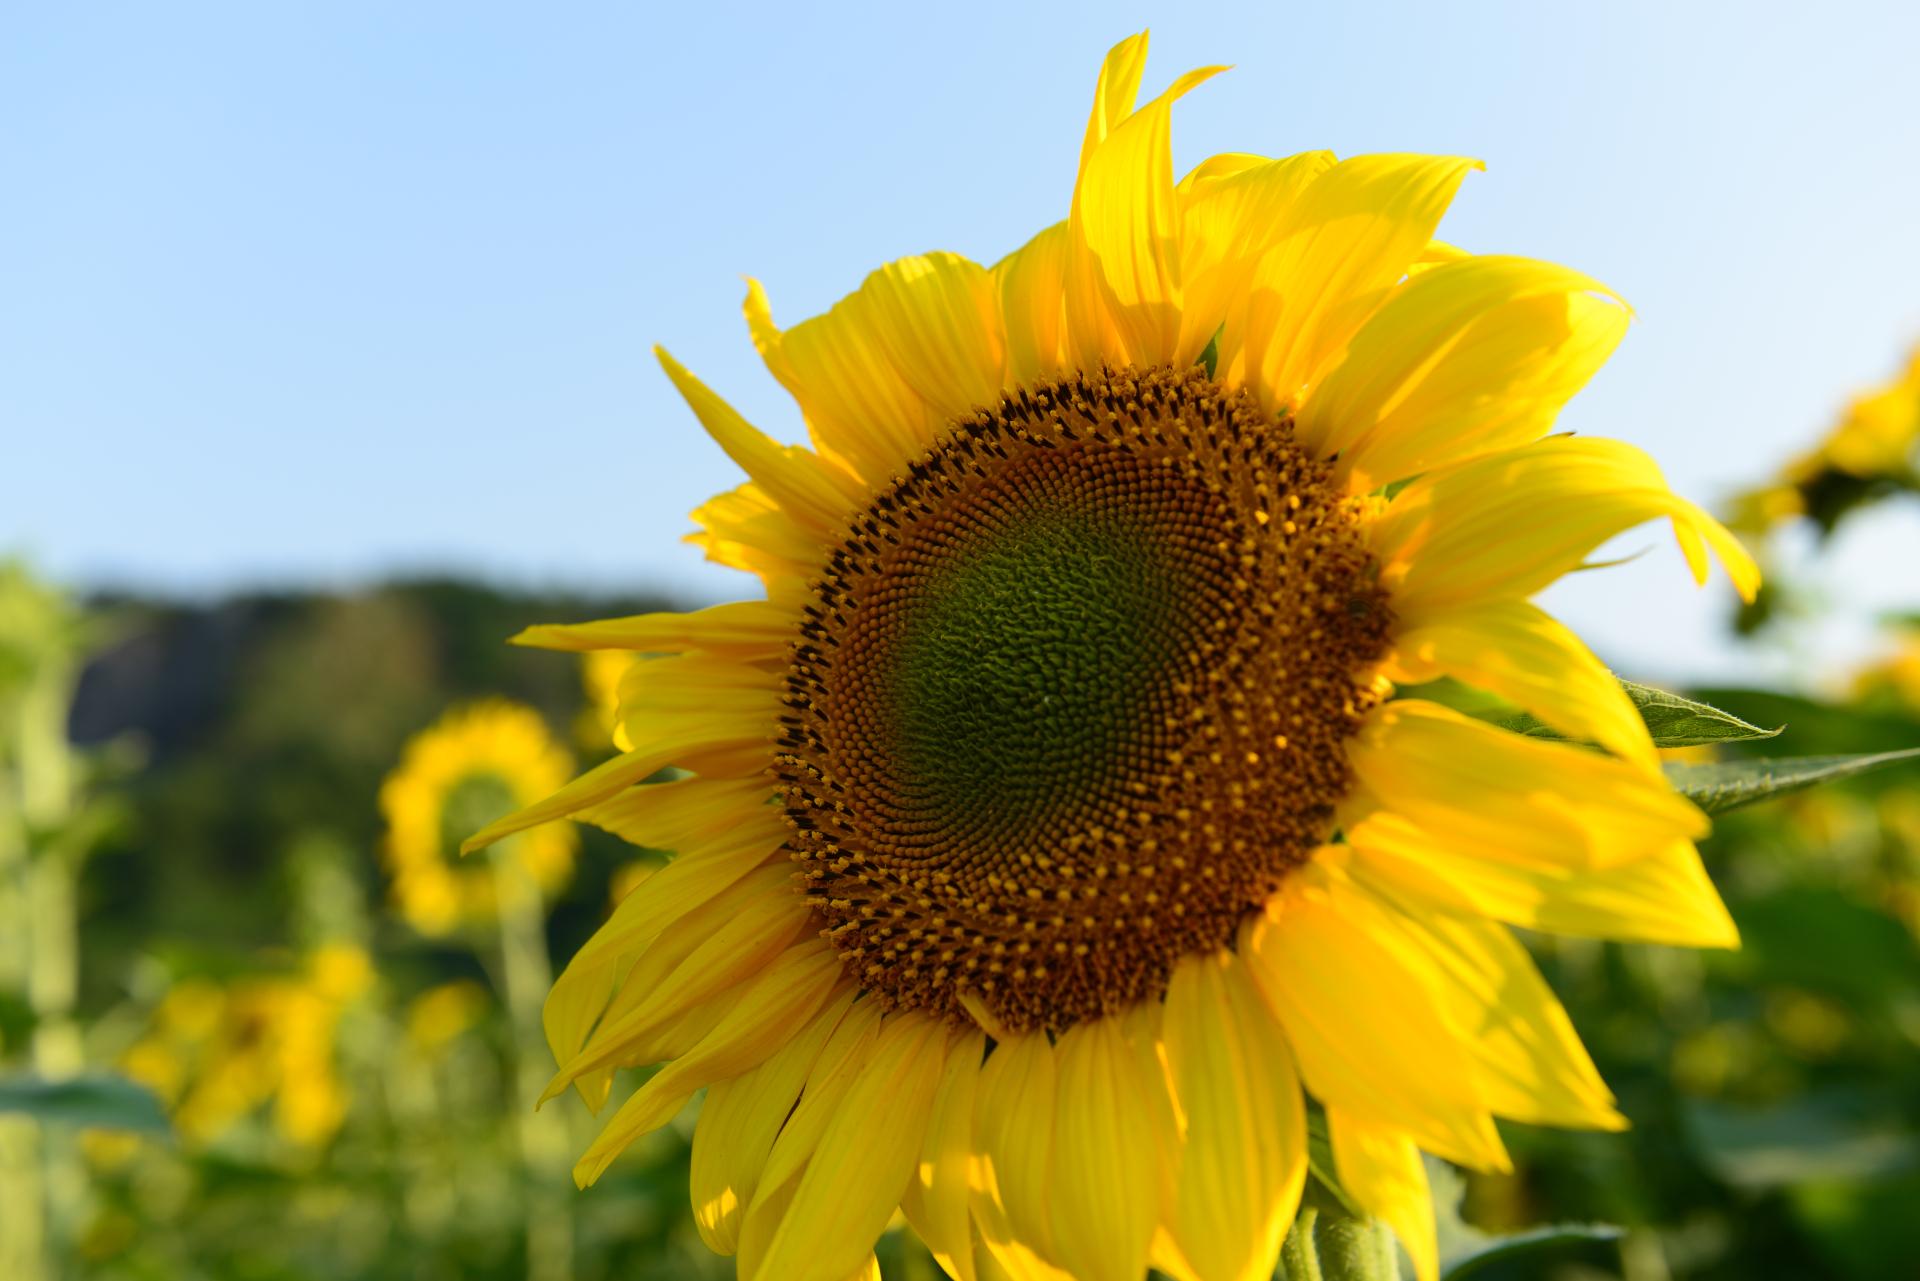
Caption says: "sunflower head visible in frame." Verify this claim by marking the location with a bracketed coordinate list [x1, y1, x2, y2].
[381, 699, 576, 935]
[473, 31, 1760, 1281]
[780, 365, 1394, 1031]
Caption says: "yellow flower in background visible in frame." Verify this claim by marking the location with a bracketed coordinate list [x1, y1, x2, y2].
[468, 33, 1757, 1281]
[576, 649, 637, 750]
[406, 979, 492, 1055]
[1730, 342, 1920, 534]
[1851, 627, 1920, 712]
[123, 946, 370, 1148]
[381, 699, 577, 935]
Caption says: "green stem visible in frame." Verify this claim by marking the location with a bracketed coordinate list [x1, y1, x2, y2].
[492, 846, 573, 1281]
[1280, 1203, 1323, 1281]
[1280, 1187, 1401, 1281]
[0, 623, 80, 1281]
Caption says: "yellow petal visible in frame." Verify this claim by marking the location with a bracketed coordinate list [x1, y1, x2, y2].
[1385, 598, 1656, 769]
[1236, 154, 1479, 414]
[611, 653, 776, 755]
[971, 1032, 1064, 1276]
[746, 277, 940, 486]
[1177, 150, 1336, 363]
[685, 478, 823, 582]
[691, 987, 857, 1253]
[1345, 700, 1703, 869]
[993, 222, 1070, 386]
[1353, 884, 1623, 1131]
[862, 252, 1006, 421]
[1301, 255, 1629, 489]
[1066, 62, 1227, 368]
[459, 745, 669, 854]
[553, 863, 807, 1092]
[1047, 1016, 1163, 1281]
[747, 1013, 948, 1281]
[1347, 817, 1739, 948]
[658, 347, 867, 530]
[511, 598, 793, 657]
[1370, 435, 1760, 617]
[572, 940, 845, 1187]
[575, 772, 777, 853]
[899, 1029, 987, 1281]
[753, 998, 886, 1201]
[1078, 32, 1151, 182]
[1326, 1109, 1439, 1281]
[1176, 151, 1273, 191]
[543, 823, 782, 1105]
[1241, 859, 1508, 1171]
[1162, 950, 1308, 1281]
[463, 660, 773, 854]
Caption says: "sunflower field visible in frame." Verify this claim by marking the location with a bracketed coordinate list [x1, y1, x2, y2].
[6, 15, 1920, 1281]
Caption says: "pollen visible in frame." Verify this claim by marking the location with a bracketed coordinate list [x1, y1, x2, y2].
[775, 366, 1391, 1033]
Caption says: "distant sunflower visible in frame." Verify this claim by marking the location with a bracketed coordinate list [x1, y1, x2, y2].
[1730, 342, 1920, 535]
[123, 943, 371, 1147]
[383, 700, 575, 935]
[469, 33, 1757, 1281]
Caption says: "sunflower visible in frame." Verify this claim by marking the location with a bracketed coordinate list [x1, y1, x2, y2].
[123, 944, 371, 1147]
[383, 700, 576, 935]
[467, 33, 1757, 1281]
[1729, 342, 1920, 536]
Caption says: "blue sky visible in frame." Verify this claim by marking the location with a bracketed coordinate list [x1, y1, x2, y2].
[4, 1, 1918, 683]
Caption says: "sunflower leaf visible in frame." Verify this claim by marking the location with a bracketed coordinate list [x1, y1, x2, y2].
[0, 1074, 170, 1135]
[1498, 680, 1781, 747]
[1430, 1159, 1623, 1280]
[1665, 748, 1920, 815]
[1303, 1102, 1360, 1216]
[1197, 327, 1222, 379]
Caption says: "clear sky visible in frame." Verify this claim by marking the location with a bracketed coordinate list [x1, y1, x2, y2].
[5, 1, 1918, 684]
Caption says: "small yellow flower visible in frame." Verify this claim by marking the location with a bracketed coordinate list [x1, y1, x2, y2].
[471, 34, 1757, 1281]
[1852, 628, 1920, 712]
[124, 952, 367, 1149]
[405, 979, 492, 1055]
[381, 700, 577, 935]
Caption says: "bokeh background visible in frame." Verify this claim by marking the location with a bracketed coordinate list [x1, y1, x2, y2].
[3, 2, 1918, 1278]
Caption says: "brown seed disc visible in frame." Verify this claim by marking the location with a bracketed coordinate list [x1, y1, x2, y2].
[775, 365, 1392, 1033]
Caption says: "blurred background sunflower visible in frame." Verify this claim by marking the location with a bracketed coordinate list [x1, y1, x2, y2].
[380, 699, 577, 936]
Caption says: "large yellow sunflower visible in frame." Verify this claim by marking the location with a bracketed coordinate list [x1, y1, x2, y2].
[467, 33, 1757, 1281]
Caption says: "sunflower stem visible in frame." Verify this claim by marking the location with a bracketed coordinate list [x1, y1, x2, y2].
[1279, 1203, 1323, 1281]
[1279, 1185, 1400, 1281]
[492, 847, 573, 1281]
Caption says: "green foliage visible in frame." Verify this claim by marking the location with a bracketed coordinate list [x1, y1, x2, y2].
[1430, 1163, 1622, 1280]
[0, 1074, 168, 1135]
[1667, 749, 1920, 815]
[1496, 680, 1782, 748]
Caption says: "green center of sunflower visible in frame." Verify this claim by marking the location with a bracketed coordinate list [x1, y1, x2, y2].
[777, 366, 1392, 1034]
[885, 447, 1201, 849]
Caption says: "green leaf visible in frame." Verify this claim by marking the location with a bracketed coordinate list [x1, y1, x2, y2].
[1682, 1089, 1920, 1190]
[1440, 1224, 1626, 1280]
[1304, 1102, 1360, 1216]
[1498, 680, 1781, 747]
[1197, 327, 1222, 379]
[1616, 680, 1783, 745]
[0, 1074, 171, 1135]
[1429, 1160, 1623, 1281]
[1665, 748, 1920, 815]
